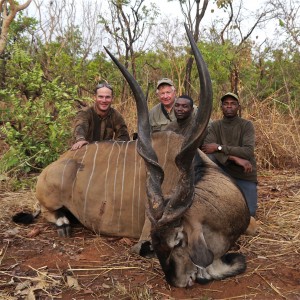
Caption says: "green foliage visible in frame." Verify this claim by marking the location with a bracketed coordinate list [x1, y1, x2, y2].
[279, 19, 285, 27]
[189, 41, 235, 106]
[5, 13, 38, 52]
[0, 47, 77, 176]
[215, 0, 232, 9]
[242, 48, 300, 111]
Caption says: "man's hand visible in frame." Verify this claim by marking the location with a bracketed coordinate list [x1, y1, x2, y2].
[229, 156, 253, 173]
[201, 143, 219, 154]
[71, 140, 88, 151]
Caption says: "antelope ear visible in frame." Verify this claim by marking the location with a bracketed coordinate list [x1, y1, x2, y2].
[188, 232, 214, 267]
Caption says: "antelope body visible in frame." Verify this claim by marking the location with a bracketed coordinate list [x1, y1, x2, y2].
[35, 132, 192, 239]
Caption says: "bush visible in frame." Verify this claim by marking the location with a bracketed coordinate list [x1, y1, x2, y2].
[0, 78, 77, 177]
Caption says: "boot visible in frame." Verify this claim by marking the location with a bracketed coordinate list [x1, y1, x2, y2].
[245, 216, 258, 236]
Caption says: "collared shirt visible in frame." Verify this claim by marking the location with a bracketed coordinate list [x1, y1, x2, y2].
[73, 106, 130, 143]
[149, 103, 198, 133]
[165, 114, 212, 147]
[149, 103, 177, 132]
[165, 114, 195, 136]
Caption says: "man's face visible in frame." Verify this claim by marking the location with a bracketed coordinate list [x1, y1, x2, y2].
[94, 87, 113, 114]
[174, 98, 193, 120]
[221, 97, 240, 118]
[157, 84, 176, 111]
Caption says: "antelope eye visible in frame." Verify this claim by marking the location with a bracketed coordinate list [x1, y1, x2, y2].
[174, 231, 185, 247]
[175, 239, 183, 247]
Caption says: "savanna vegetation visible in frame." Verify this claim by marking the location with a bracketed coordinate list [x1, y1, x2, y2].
[0, 0, 299, 190]
[0, 2, 299, 300]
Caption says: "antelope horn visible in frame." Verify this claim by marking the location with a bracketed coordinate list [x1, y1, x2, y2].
[104, 47, 165, 223]
[156, 24, 213, 226]
[177, 23, 213, 170]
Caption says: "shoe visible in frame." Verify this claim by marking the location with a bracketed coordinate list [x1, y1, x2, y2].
[245, 216, 258, 236]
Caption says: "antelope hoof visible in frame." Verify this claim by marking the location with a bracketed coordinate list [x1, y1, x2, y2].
[130, 240, 156, 258]
[56, 216, 71, 237]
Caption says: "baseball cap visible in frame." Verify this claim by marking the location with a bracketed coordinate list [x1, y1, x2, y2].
[156, 78, 174, 89]
[221, 92, 239, 102]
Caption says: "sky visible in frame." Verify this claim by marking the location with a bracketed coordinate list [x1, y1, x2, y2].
[25, 0, 279, 50]
[149, 0, 277, 45]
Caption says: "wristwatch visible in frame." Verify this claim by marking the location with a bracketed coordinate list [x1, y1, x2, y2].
[217, 145, 222, 152]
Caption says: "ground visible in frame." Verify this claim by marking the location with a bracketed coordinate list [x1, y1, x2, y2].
[0, 170, 299, 300]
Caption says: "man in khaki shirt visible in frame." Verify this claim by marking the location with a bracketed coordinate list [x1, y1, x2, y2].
[149, 78, 177, 132]
[149, 78, 197, 132]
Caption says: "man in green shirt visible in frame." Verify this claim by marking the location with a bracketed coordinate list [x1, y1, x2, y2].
[201, 92, 258, 217]
[165, 94, 195, 135]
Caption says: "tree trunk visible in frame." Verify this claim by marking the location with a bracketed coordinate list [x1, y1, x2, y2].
[0, 0, 32, 55]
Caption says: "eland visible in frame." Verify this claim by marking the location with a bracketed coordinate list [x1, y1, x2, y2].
[13, 24, 251, 287]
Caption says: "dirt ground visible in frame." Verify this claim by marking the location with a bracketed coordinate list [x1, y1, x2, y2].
[0, 170, 299, 300]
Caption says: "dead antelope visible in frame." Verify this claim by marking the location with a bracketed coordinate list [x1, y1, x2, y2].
[13, 24, 250, 287]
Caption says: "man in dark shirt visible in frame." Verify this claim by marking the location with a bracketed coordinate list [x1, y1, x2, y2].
[71, 83, 130, 150]
[165, 94, 210, 144]
[201, 92, 258, 218]
[165, 94, 195, 135]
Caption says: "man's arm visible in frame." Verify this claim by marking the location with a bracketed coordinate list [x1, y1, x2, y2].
[219, 121, 255, 160]
[228, 155, 253, 173]
[202, 120, 255, 171]
[71, 110, 90, 150]
[201, 122, 221, 155]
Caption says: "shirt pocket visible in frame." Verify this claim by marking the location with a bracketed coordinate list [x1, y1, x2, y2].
[105, 127, 114, 140]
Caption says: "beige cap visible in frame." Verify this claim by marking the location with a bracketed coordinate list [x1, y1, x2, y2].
[156, 78, 174, 89]
[221, 92, 239, 102]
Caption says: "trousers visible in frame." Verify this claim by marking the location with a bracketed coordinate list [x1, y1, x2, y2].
[234, 178, 257, 217]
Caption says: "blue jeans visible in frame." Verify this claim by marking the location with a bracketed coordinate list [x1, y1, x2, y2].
[234, 179, 257, 217]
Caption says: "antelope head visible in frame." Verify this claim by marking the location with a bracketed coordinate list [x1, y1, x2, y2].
[105, 23, 213, 287]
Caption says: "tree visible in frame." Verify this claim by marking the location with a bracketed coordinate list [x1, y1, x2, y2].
[28, 0, 109, 95]
[0, 0, 32, 55]
[269, 0, 300, 51]
[168, 0, 209, 95]
[99, 0, 159, 104]
[208, 0, 274, 95]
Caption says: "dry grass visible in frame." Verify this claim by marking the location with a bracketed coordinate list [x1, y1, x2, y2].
[0, 171, 299, 299]
[237, 171, 300, 300]
[250, 99, 300, 169]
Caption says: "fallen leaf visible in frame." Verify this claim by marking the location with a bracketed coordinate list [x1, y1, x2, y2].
[15, 280, 31, 291]
[120, 237, 133, 246]
[27, 289, 36, 300]
[82, 289, 94, 294]
[4, 227, 19, 237]
[27, 227, 41, 238]
[66, 276, 81, 291]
